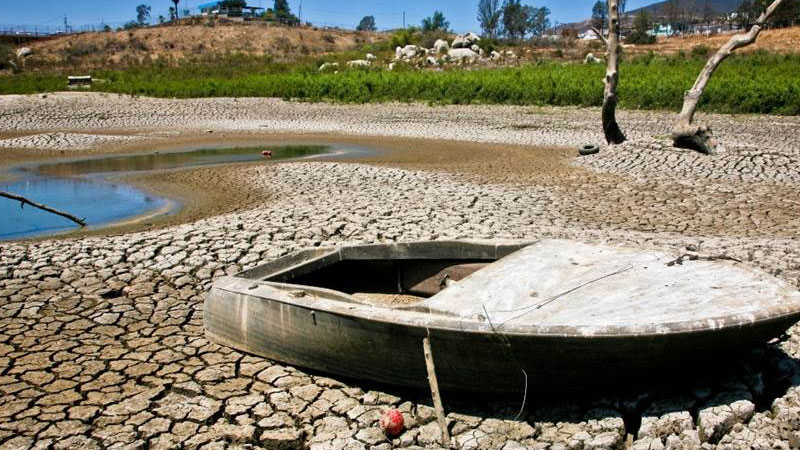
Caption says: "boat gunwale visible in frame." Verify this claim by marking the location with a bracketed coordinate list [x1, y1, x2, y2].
[211, 275, 800, 340]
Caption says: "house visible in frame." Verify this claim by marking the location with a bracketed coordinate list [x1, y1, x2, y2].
[198, 1, 265, 18]
[649, 24, 675, 37]
[579, 28, 602, 40]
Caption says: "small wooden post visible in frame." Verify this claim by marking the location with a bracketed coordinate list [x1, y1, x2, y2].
[423, 335, 451, 447]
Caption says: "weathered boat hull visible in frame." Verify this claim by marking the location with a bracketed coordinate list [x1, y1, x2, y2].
[204, 240, 800, 393]
[206, 281, 799, 393]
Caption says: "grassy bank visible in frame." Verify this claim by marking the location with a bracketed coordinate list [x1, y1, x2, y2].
[2, 52, 799, 115]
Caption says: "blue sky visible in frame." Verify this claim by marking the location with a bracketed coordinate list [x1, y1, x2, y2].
[2, 0, 655, 32]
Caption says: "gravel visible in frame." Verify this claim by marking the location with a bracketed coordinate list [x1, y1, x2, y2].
[0, 93, 799, 449]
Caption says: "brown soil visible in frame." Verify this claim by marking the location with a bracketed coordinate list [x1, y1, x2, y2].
[631, 25, 800, 55]
[5, 131, 797, 242]
[23, 21, 385, 69]
[3, 132, 577, 241]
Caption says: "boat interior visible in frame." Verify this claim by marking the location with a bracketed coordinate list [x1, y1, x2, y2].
[235, 242, 529, 308]
[278, 259, 490, 305]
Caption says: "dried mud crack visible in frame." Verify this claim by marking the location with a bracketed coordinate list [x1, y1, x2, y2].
[1, 93, 799, 449]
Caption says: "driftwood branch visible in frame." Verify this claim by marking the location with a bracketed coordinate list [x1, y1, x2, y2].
[602, 0, 626, 145]
[423, 334, 451, 448]
[672, 0, 785, 154]
[589, 27, 608, 46]
[0, 191, 87, 227]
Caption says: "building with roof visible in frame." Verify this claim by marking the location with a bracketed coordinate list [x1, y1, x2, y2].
[198, 1, 265, 18]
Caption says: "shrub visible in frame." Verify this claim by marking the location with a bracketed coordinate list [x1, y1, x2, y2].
[626, 31, 655, 45]
[0, 44, 13, 70]
[691, 44, 711, 59]
[390, 28, 421, 49]
[1, 52, 798, 116]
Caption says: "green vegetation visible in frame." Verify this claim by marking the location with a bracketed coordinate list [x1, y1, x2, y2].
[627, 10, 657, 45]
[1, 52, 799, 115]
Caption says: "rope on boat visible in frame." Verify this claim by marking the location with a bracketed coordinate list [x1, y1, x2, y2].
[483, 264, 635, 329]
[482, 305, 528, 422]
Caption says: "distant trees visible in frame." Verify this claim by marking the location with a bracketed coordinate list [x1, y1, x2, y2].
[270, 0, 300, 25]
[478, 0, 502, 38]
[357, 15, 377, 31]
[527, 6, 551, 36]
[171, 0, 180, 21]
[499, 0, 550, 40]
[701, 0, 715, 27]
[592, 1, 608, 34]
[502, 0, 528, 39]
[627, 10, 656, 44]
[136, 4, 151, 26]
[422, 11, 450, 32]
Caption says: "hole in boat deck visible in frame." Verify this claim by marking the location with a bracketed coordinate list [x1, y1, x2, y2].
[0, 144, 340, 240]
[268, 259, 493, 307]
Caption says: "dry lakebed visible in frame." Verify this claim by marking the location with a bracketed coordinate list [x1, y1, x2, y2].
[0, 92, 799, 449]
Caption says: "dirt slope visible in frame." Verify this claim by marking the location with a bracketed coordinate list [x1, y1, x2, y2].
[629, 25, 800, 55]
[23, 21, 385, 69]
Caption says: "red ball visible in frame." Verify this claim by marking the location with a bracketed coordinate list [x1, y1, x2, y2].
[379, 409, 404, 437]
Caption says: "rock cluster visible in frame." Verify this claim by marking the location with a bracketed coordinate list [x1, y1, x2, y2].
[388, 32, 512, 69]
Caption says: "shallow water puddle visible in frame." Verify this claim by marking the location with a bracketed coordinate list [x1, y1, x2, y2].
[0, 145, 330, 240]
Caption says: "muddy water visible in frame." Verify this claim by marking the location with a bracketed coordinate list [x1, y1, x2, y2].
[0, 145, 330, 240]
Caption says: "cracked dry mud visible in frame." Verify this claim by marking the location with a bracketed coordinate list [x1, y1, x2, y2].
[1, 93, 800, 450]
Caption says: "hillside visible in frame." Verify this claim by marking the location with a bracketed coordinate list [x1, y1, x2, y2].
[20, 21, 386, 70]
[624, 24, 800, 54]
[630, 0, 743, 15]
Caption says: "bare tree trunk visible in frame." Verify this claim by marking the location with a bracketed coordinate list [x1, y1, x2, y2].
[603, 0, 626, 145]
[1, 191, 86, 227]
[672, 0, 785, 154]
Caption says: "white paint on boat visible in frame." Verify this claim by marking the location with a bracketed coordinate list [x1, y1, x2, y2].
[419, 240, 800, 336]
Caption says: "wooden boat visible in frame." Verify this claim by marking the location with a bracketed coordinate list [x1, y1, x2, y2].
[204, 240, 800, 393]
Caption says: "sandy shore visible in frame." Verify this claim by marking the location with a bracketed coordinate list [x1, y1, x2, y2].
[1, 93, 799, 449]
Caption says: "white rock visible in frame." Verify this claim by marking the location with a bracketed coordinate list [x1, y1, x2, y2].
[318, 62, 339, 72]
[584, 52, 603, 64]
[388, 62, 396, 71]
[396, 45, 419, 60]
[490, 51, 502, 61]
[433, 39, 450, 54]
[346, 60, 371, 68]
[16, 47, 32, 58]
[447, 48, 480, 64]
[426, 56, 439, 67]
[452, 32, 481, 49]
[365, 53, 376, 61]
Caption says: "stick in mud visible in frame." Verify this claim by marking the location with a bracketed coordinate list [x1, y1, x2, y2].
[0, 191, 87, 227]
[423, 333, 451, 448]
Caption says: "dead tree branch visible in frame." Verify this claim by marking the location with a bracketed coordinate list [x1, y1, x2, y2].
[423, 334, 451, 448]
[672, 0, 785, 154]
[589, 27, 608, 46]
[1, 191, 86, 227]
[602, 0, 626, 145]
